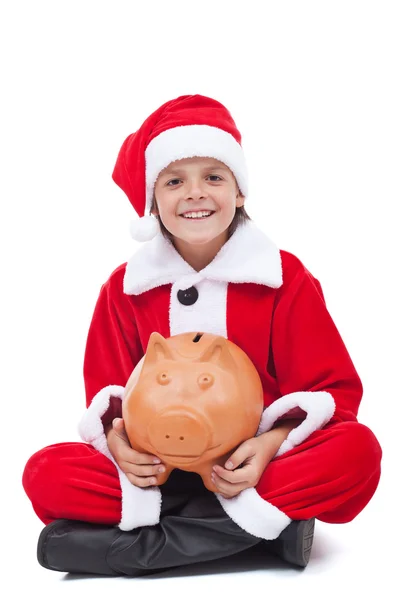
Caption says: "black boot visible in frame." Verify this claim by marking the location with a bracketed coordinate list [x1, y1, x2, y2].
[36, 470, 315, 575]
[37, 494, 262, 576]
[37, 514, 316, 575]
[264, 517, 315, 567]
[37, 470, 263, 576]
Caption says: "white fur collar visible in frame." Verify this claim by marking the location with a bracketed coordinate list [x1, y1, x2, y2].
[123, 220, 283, 296]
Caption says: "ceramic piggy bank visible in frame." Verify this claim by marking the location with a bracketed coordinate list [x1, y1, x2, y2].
[122, 331, 264, 493]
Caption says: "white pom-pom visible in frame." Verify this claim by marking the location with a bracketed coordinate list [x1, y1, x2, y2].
[130, 216, 160, 242]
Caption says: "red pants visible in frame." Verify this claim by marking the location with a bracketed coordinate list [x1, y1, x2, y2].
[22, 421, 381, 526]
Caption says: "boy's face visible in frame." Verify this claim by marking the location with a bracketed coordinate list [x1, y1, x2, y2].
[152, 157, 244, 247]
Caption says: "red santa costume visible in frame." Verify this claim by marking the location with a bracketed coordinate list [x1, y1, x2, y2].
[23, 95, 382, 543]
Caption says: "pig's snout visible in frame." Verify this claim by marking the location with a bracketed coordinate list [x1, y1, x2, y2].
[147, 410, 210, 458]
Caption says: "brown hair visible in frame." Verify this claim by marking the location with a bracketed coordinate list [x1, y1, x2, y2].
[150, 196, 252, 243]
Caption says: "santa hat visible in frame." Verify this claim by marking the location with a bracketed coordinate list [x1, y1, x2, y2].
[112, 94, 249, 242]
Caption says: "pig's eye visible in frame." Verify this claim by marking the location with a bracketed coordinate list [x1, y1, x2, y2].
[157, 372, 171, 385]
[198, 373, 214, 389]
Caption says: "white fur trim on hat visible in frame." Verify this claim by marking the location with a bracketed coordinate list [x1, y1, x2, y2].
[144, 124, 248, 212]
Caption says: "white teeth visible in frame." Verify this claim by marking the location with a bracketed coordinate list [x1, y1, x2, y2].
[182, 211, 213, 219]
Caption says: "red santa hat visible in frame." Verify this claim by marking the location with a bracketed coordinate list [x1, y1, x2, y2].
[112, 94, 249, 242]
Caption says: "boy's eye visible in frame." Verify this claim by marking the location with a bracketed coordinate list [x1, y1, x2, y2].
[166, 174, 222, 186]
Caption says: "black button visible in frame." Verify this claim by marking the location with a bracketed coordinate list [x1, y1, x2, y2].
[177, 286, 199, 306]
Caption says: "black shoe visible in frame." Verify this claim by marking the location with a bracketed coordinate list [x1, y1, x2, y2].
[37, 519, 121, 575]
[37, 493, 261, 576]
[266, 518, 315, 567]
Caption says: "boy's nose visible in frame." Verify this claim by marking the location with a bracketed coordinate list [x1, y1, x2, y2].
[186, 181, 208, 200]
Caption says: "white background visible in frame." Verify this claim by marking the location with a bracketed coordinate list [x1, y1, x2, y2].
[1, 1, 399, 597]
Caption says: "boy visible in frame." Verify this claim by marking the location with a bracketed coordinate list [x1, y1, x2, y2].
[23, 95, 382, 575]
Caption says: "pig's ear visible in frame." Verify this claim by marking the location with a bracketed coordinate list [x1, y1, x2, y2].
[143, 332, 176, 368]
[196, 337, 236, 372]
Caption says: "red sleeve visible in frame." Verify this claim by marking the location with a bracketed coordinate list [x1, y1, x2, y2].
[271, 254, 363, 424]
[83, 265, 144, 418]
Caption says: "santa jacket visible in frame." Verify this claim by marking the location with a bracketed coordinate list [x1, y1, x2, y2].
[79, 220, 363, 540]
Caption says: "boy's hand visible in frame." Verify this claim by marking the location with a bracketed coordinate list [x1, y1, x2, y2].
[106, 417, 165, 488]
[211, 433, 279, 499]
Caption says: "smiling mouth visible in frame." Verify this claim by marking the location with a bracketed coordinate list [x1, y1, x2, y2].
[180, 211, 215, 220]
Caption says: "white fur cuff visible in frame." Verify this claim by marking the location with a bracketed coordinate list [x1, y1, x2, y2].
[78, 385, 162, 530]
[257, 391, 336, 457]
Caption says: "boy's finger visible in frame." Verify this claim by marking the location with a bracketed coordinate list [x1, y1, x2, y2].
[212, 464, 249, 484]
[120, 446, 162, 466]
[125, 473, 158, 488]
[112, 418, 130, 442]
[133, 450, 163, 465]
[224, 443, 253, 471]
[130, 463, 166, 477]
[211, 471, 245, 497]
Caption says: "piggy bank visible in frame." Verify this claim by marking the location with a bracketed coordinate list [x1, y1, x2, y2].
[122, 331, 264, 493]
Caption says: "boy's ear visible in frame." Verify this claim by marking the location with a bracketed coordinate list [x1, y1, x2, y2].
[151, 197, 159, 216]
[236, 192, 245, 208]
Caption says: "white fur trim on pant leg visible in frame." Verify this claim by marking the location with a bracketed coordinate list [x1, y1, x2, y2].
[257, 391, 336, 456]
[117, 470, 162, 530]
[77, 384, 162, 530]
[216, 488, 291, 540]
